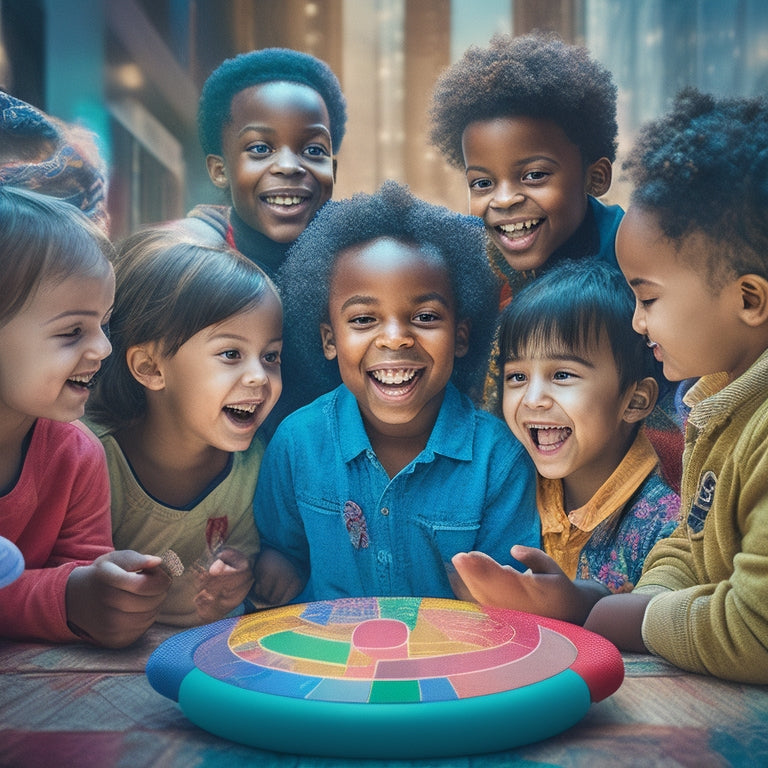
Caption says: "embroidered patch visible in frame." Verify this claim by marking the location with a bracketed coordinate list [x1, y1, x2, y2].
[343, 500, 369, 550]
[688, 470, 717, 534]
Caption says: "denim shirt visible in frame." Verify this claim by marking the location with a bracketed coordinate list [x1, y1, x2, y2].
[253, 382, 539, 601]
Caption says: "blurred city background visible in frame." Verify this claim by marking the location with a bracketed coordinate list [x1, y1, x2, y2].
[1, 0, 766, 240]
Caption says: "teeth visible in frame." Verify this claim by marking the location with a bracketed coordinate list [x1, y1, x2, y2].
[265, 195, 304, 206]
[499, 219, 541, 233]
[529, 424, 572, 448]
[226, 403, 258, 414]
[68, 373, 96, 388]
[370, 368, 418, 385]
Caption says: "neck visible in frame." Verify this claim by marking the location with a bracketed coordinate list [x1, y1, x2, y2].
[230, 209, 291, 279]
[116, 417, 229, 508]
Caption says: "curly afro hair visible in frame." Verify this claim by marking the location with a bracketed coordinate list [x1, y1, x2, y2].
[277, 181, 500, 410]
[623, 87, 768, 280]
[429, 32, 617, 169]
[198, 47, 347, 156]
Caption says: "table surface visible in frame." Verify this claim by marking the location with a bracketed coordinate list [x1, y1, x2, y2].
[1, 622, 767, 768]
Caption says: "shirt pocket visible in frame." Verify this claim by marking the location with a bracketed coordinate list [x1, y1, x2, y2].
[411, 512, 482, 563]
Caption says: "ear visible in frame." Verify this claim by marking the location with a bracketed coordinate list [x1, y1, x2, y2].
[319, 323, 337, 361]
[622, 376, 658, 424]
[585, 157, 613, 198]
[736, 274, 768, 326]
[206, 154, 229, 189]
[126, 344, 166, 391]
[454, 319, 470, 359]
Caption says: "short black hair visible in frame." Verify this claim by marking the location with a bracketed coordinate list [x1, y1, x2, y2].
[429, 32, 617, 169]
[498, 259, 657, 399]
[198, 47, 347, 156]
[278, 181, 500, 409]
[624, 87, 768, 280]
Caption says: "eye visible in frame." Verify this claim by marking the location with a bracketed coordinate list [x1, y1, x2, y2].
[504, 371, 527, 385]
[468, 177, 493, 190]
[553, 370, 577, 382]
[58, 326, 83, 339]
[221, 349, 241, 361]
[247, 142, 272, 156]
[264, 350, 281, 365]
[413, 311, 439, 324]
[349, 315, 376, 327]
[522, 170, 549, 182]
[304, 144, 330, 158]
[638, 298, 657, 308]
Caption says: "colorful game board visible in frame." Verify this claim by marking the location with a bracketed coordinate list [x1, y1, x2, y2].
[146, 597, 624, 758]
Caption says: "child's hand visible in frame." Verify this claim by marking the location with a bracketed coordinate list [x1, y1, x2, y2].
[194, 547, 254, 623]
[65, 551, 172, 648]
[250, 547, 306, 609]
[451, 545, 609, 625]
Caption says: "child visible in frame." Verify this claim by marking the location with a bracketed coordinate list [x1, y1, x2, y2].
[184, 47, 347, 281]
[451, 260, 681, 624]
[87, 227, 283, 626]
[428, 32, 684, 493]
[251, 181, 540, 605]
[0, 186, 170, 647]
[429, 32, 621, 304]
[582, 89, 768, 684]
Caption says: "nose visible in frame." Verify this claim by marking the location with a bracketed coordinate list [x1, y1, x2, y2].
[375, 318, 414, 350]
[631, 300, 647, 335]
[521, 375, 551, 409]
[86, 327, 112, 362]
[271, 145, 305, 175]
[490, 179, 524, 210]
[242, 359, 270, 388]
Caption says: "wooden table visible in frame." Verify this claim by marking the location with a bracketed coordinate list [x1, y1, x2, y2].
[1, 624, 767, 768]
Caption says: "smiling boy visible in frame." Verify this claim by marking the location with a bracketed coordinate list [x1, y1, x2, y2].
[183, 48, 347, 280]
[251, 182, 539, 605]
[451, 261, 680, 624]
[429, 32, 620, 302]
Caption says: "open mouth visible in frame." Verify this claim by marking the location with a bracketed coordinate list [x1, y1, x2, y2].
[368, 367, 423, 396]
[223, 402, 260, 425]
[67, 372, 97, 390]
[262, 194, 308, 208]
[529, 424, 572, 453]
[498, 218, 542, 237]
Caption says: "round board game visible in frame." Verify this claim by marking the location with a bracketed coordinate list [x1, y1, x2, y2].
[146, 596, 624, 758]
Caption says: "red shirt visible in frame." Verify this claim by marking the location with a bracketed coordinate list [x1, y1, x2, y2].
[0, 419, 112, 642]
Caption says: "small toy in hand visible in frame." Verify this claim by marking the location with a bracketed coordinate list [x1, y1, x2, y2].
[159, 549, 184, 579]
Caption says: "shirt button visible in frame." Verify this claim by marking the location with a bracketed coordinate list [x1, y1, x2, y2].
[381, 507, 390, 516]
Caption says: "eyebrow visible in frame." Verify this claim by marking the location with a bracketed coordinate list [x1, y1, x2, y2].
[238, 123, 332, 140]
[45, 310, 106, 325]
[206, 331, 283, 346]
[339, 292, 451, 312]
[506, 352, 596, 368]
[465, 155, 561, 174]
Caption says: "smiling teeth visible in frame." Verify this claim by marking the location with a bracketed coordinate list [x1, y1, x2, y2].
[265, 195, 304, 206]
[370, 369, 417, 385]
[68, 373, 96, 388]
[499, 219, 541, 233]
[227, 404, 257, 414]
[529, 424, 572, 447]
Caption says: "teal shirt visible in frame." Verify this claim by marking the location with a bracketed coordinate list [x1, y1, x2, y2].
[253, 382, 540, 601]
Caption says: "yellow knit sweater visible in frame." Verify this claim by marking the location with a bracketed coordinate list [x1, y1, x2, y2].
[636, 349, 768, 683]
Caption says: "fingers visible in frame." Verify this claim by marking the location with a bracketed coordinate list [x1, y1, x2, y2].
[509, 545, 563, 575]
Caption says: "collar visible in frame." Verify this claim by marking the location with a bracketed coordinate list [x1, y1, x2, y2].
[685, 349, 768, 429]
[335, 381, 474, 465]
[538, 428, 659, 535]
[229, 209, 291, 280]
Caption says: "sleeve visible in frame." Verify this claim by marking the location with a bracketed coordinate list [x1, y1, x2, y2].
[639, 425, 768, 683]
[471, 435, 540, 571]
[252, 426, 310, 578]
[0, 424, 113, 643]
